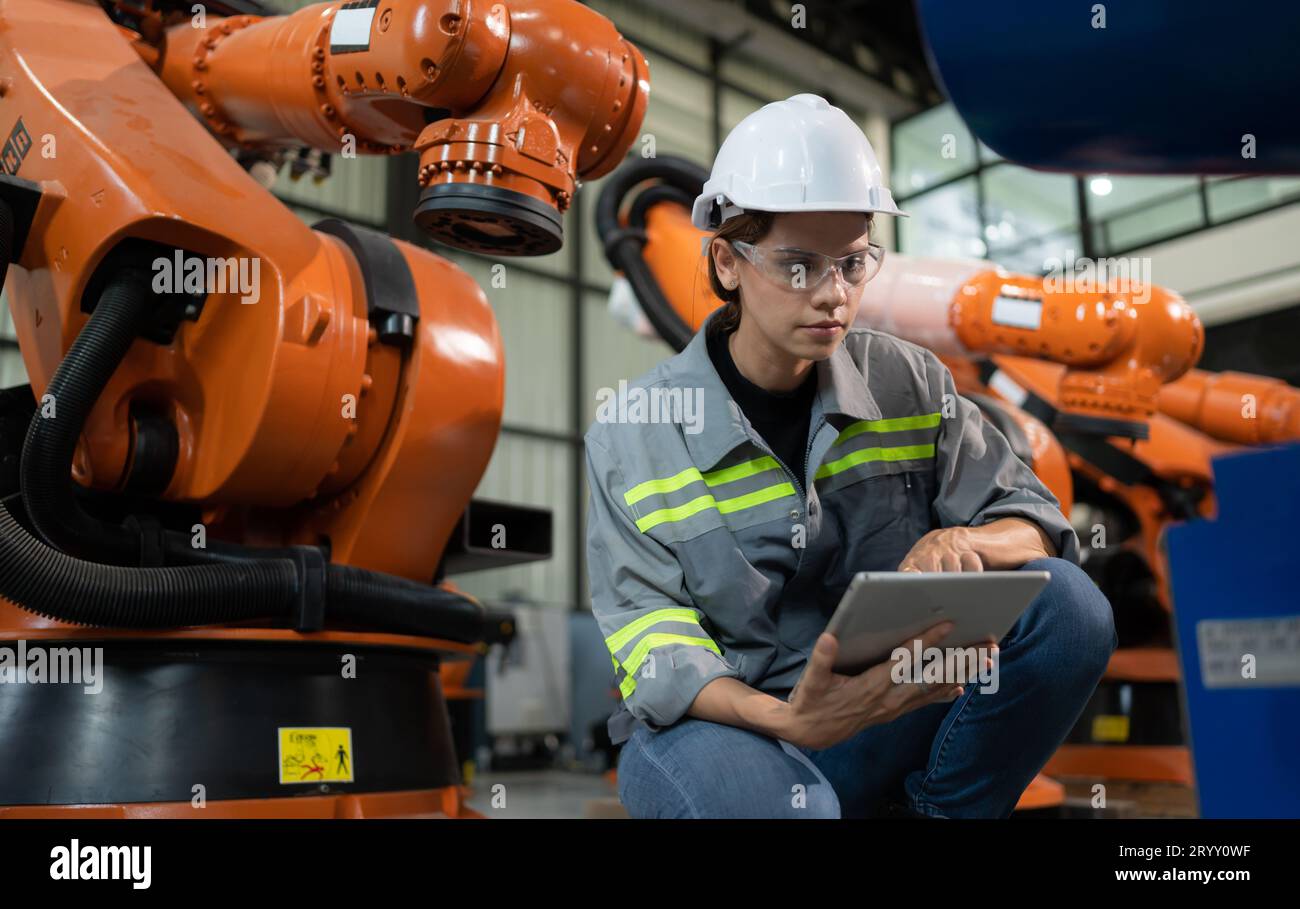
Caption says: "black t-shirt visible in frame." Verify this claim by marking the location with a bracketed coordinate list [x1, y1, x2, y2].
[706, 326, 818, 486]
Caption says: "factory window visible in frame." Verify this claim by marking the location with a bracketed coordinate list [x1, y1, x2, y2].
[896, 177, 984, 260]
[981, 164, 1079, 272]
[1207, 176, 1300, 223]
[1087, 175, 1203, 254]
[892, 103, 978, 195]
[894, 102, 1300, 270]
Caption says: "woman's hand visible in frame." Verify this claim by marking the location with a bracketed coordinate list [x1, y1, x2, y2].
[779, 623, 980, 751]
[898, 526, 983, 572]
[898, 518, 1056, 572]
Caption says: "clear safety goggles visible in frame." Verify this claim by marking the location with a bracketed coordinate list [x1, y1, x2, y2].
[730, 240, 886, 291]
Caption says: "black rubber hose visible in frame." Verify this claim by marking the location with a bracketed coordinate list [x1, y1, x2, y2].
[327, 563, 515, 645]
[20, 267, 157, 564]
[0, 485, 509, 638]
[0, 200, 511, 643]
[0, 245, 307, 624]
[595, 154, 712, 353]
[627, 184, 694, 229]
[0, 502, 504, 638]
[0, 502, 297, 627]
[13, 264, 298, 573]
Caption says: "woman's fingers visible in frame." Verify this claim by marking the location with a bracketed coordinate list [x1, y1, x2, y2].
[795, 633, 838, 700]
[900, 530, 986, 573]
[918, 620, 955, 650]
[861, 621, 949, 709]
[931, 685, 963, 704]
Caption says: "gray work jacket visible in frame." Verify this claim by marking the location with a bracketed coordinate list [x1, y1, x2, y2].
[584, 316, 1080, 744]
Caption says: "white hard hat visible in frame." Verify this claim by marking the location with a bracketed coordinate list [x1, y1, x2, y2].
[690, 93, 907, 230]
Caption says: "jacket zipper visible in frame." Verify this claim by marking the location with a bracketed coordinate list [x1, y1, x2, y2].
[767, 448, 805, 506]
[802, 417, 822, 502]
[777, 419, 822, 578]
[755, 415, 822, 513]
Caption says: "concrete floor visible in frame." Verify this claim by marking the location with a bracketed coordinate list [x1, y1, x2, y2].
[462, 769, 1196, 818]
[465, 770, 626, 819]
[1059, 777, 1198, 818]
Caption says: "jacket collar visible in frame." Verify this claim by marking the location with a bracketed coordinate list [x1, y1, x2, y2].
[818, 330, 883, 426]
[676, 311, 883, 470]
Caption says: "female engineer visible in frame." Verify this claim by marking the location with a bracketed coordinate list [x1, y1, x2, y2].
[584, 94, 1116, 818]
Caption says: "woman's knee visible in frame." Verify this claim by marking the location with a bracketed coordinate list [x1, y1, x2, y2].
[616, 719, 839, 819]
[617, 733, 696, 818]
[1021, 557, 1117, 674]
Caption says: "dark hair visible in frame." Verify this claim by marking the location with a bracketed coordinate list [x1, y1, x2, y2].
[706, 210, 775, 336]
[705, 211, 874, 336]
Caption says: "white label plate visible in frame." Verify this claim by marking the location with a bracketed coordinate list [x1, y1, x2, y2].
[330, 6, 377, 51]
[991, 296, 1042, 330]
[1196, 615, 1300, 688]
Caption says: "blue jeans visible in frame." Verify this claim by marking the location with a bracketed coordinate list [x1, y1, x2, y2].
[616, 557, 1116, 818]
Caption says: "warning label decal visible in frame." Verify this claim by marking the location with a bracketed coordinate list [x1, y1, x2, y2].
[278, 727, 355, 784]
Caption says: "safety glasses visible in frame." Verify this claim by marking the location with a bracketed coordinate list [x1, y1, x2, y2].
[730, 240, 886, 292]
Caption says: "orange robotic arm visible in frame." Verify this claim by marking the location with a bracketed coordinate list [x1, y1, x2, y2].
[148, 0, 648, 254]
[1157, 369, 1300, 445]
[0, 0, 652, 817]
[0, 0, 647, 641]
[862, 259, 1300, 447]
[859, 255, 1205, 439]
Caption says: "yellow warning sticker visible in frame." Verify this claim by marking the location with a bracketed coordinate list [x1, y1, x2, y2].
[1091, 714, 1131, 743]
[278, 727, 354, 784]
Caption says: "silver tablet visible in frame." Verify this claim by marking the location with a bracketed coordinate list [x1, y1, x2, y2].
[823, 570, 1051, 676]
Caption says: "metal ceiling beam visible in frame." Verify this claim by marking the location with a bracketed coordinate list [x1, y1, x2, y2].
[646, 0, 920, 119]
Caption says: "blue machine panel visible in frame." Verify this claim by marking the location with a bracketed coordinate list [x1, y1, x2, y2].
[1165, 443, 1300, 818]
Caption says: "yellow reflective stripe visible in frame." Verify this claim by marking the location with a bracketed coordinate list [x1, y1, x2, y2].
[701, 455, 780, 486]
[815, 443, 936, 480]
[837, 412, 941, 444]
[605, 607, 702, 656]
[623, 456, 782, 507]
[634, 493, 717, 533]
[624, 467, 702, 507]
[633, 481, 796, 532]
[620, 633, 722, 683]
[716, 481, 795, 514]
[620, 673, 637, 698]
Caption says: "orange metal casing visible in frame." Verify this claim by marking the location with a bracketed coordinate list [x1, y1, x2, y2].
[986, 356, 1229, 613]
[0, 0, 651, 819]
[641, 200, 718, 332]
[154, 0, 650, 218]
[7, 0, 377, 502]
[1159, 368, 1300, 444]
[0, 0, 506, 579]
[951, 270, 1204, 425]
[1045, 745, 1193, 787]
[0, 787, 482, 818]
